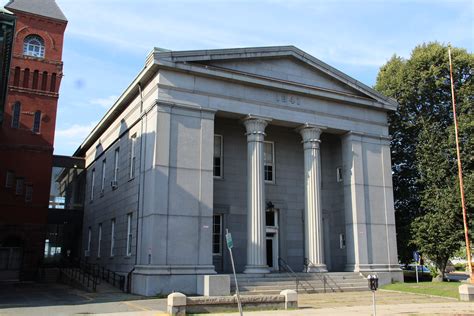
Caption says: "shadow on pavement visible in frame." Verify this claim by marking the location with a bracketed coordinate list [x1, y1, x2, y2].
[0, 281, 149, 309]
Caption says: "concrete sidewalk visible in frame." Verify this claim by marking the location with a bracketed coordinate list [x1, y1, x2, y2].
[1, 283, 473, 316]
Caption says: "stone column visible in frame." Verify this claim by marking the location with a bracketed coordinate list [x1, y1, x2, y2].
[298, 124, 327, 272]
[243, 116, 270, 274]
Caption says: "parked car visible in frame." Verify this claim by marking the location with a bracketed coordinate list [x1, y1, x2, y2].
[401, 264, 432, 282]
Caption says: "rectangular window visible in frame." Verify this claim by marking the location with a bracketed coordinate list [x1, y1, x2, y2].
[86, 227, 91, 256]
[90, 169, 95, 201]
[32, 111, 41, 133]
[110, 219, 115, 257]
[129, 134, 137, 179]
[336, 167, 343, 183]
[126, 213, 132, 256]
[25, 185, 33, 202]
[212, 214, 223, 255]
[97, 223, 102, 257]
[213, 135, 223, 178]
[264, 141, 275, 183]
[15, 178, 24, 195]
[339, 233, 346, 249]
[113, 148, 120, 183]
[101, 159, 106, 193]
[5, 170, 14, 188]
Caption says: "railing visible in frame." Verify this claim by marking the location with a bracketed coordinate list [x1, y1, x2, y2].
[59, 260, 99, 291]
[98, 266, 125, 291]
[59, 258, 126, 292]
[278, 257, 299, 292]
[304, 258, 341, 292]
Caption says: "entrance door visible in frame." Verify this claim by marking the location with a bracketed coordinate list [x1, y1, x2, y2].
[265, 207, 279, 271]
[266, 238, 273, 269]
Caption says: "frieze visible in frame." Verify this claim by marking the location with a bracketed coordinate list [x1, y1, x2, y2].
[276, 93, 301, 105]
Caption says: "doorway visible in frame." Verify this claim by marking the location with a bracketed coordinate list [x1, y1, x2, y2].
[266, 207, 279, 271]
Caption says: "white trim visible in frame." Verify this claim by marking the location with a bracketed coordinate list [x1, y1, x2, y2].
[126, 213, 132, 256]
[264, 141, 275, 184]
[90, 169, 95, 201]
[101, 159, 106, 192]
[86, 227, 91, 256]
[110, 219, 115, 257]
[113, 147, 119, 182]
[97, 223, 102, 258]
[129, 134, 137, 180]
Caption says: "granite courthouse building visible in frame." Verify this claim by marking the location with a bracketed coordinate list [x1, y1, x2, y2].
[73, 46, 402, 295]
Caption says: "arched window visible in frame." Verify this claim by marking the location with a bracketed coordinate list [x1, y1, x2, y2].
[11, 102, 21, 128]
[33, 111, 41, 133]
[13, 67, 20, 86]
[41, 71, 48, 91]
[23, 68, 30, 88]
[32, 70, 39, 89]
[23, 35, 45, 58]
[50, 73, 57, 92]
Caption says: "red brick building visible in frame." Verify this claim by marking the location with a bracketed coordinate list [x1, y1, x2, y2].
[0, 0, 67, 280]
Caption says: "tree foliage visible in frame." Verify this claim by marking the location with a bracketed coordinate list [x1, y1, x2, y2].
[374, 42, 473, 276]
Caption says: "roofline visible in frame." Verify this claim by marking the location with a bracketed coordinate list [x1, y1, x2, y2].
[5, 1, 68, 23]
[74, 49, 158, 157]
[154, 45, 398, 108]
[75, 46, 398, 157]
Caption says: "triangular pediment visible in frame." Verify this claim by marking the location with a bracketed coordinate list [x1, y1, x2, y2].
[153, 46, 397, 110]
[195, 57, 366, 97]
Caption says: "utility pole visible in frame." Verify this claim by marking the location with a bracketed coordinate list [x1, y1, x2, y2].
[448, 46, 473, 283]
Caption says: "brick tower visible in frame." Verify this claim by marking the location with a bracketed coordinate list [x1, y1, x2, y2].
[0, 0, 67, 280]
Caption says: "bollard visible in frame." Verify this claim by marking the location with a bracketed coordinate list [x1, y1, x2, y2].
[167, 292, 186, 316]
[280, 289, 298, 309]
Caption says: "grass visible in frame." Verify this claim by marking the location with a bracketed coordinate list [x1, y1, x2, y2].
[382, 281, 461, 299]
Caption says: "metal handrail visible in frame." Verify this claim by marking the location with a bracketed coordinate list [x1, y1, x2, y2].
[278, 257, 299, 292]
[304, 258, 341, 292]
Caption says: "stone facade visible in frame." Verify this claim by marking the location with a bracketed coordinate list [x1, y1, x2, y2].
[75, 46, 402, 296]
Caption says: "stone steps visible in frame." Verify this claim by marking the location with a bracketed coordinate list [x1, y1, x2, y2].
[230, 272, 369, 295]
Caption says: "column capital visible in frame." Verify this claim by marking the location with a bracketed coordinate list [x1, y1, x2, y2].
[297, 124, 325, 148]
[242, 115, 271, 138]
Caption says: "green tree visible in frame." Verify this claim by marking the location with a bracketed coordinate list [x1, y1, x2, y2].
[374, 42, 473, 277]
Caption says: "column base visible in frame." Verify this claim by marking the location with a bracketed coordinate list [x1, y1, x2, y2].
[305, 264, 327, 273]
[244, 265, 270, 274]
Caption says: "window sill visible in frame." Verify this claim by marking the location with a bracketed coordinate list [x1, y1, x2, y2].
[124, 255, 132, 259]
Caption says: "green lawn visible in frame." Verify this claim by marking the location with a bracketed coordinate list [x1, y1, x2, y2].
[382, 282, 461, 299]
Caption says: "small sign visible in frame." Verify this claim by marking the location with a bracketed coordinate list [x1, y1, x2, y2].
[413, 251, 420, 263]
[226, 232, 233, 249]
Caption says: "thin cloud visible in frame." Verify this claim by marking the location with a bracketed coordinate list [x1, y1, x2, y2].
[89, 95, 118, 109]
[56, 121, 97, 140]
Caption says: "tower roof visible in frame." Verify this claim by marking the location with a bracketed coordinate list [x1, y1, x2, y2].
[5, 0, 67, 22]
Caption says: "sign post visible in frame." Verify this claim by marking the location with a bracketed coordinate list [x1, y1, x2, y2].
[226, 229, 243, 316]
[413, 251, 420, 283]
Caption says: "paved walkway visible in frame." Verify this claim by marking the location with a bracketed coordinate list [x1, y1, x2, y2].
[0, 282, 473, 315]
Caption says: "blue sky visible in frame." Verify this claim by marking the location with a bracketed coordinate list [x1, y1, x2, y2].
[8, 0, 473, 155]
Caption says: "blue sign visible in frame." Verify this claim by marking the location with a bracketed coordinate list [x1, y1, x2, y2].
[413, 251, 420, 263]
